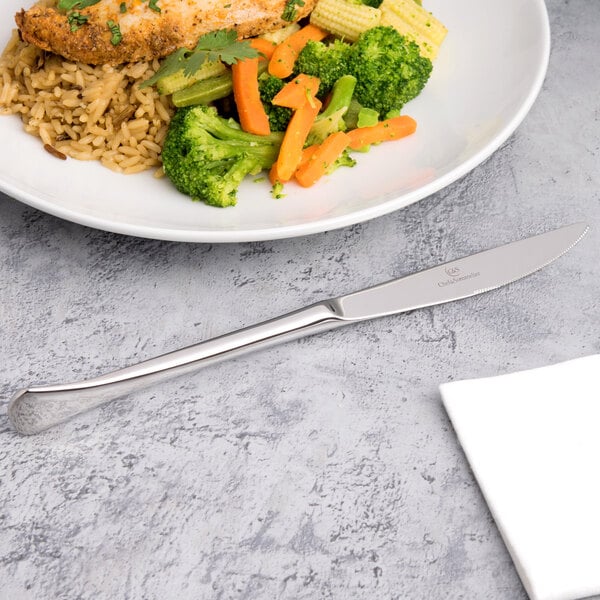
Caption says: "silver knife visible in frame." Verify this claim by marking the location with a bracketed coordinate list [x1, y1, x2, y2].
[8, 222, 588, 435]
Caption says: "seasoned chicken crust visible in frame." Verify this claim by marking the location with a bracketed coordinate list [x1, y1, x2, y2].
[16, 0, 317, 65]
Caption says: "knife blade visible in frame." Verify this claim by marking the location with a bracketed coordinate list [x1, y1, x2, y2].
[339, 221, 589, 319]
[8, 222, 588, 434]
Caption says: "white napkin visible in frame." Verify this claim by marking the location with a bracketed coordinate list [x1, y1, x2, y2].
[440, 355, 600, 600]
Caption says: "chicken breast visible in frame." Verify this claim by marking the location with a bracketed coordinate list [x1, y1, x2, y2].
[16, 0, 317, 65]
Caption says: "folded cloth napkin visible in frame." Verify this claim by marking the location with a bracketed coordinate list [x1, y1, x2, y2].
[440, 355, 600, 600]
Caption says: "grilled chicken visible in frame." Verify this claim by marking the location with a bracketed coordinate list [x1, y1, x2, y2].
[16, 0, 317, 65]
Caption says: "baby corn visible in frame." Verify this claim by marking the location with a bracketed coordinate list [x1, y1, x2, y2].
[379, 0, 447, 59]
[310, 0, 381, 42]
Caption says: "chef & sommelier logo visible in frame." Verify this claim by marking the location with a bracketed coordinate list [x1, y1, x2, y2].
[438, 264, 480, 287]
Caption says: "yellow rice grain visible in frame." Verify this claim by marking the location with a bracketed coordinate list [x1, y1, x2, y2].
[78, 134, 95, 145]
[155, 100, 171, 123]
[120, 146, 141, 157]
[128, 118, 149, 131]
[1, 82, 13, 105]
[75, 70, 85, 89]
[119, 155, 142, 169]
[140, 139, 162, 154]
[38, 124, 52, 145]
[124, 163, 151, 174]
[101, 160, 121, 172]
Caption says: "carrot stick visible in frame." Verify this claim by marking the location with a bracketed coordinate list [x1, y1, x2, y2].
[271, 144, 319, 185]
[298, 144, 319, 170]
[251, 37, 277, 61]
[268, 24, 328, 79]
[274, 97, 322, 181]
[272, 74, 321, 109]
[270, 121, 319, 185]
[232, 40, 271, 136]
[269, 160, 288, 185]
[346, 115, 417, 150]
[295, 131, 350, 187]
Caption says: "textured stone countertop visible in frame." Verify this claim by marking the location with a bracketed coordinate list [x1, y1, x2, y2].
[1, 2, 599, 599]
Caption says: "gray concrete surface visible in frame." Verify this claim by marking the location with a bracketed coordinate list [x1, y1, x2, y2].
[1, 1, 599, 598]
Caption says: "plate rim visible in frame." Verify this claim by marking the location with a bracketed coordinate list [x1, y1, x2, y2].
[0, 0, 550, 243]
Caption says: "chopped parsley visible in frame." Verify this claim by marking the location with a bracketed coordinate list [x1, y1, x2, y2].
[148, 0, 161, 12]
[67, 10, 89, 31]
[106, 20, 122, 45]
[282, 0, 305, 22]
[119, 2, 127, 13]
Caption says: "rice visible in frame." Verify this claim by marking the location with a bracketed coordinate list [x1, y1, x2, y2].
[0, 22, 174, 174]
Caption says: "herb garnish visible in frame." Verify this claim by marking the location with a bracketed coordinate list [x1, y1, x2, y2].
[148, 0, 161, 12]
[67, 10, 89, 31]
[119, 2, 127, 13]
[106, 20, 123, 45]
[282, 0, 305, 22]
[140, 29, 259, 89]
[57, 0, 101, 11]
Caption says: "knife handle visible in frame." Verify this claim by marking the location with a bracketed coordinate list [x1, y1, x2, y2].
[8, 300, 348, 435]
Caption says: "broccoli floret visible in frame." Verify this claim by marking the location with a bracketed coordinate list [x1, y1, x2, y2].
[350, 26, 432, 115]
[330, 150, 356, 172]
[161, 105, 283, 207]
[295, 26, 432, 115]
[294, 39, 353, 97]
[257, 73, 293, 132]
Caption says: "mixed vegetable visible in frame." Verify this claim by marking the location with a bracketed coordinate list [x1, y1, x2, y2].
[143, 0, 447, 207]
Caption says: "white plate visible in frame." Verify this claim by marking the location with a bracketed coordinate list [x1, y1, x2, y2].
[0, 0, 549, 242]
